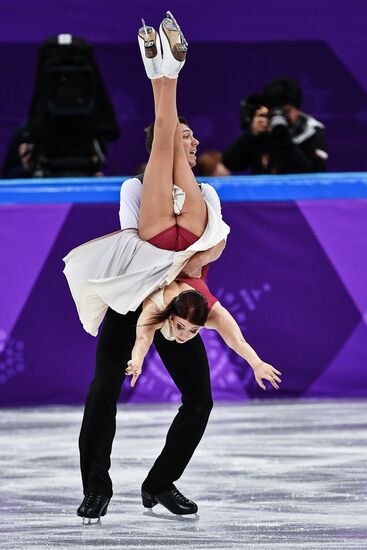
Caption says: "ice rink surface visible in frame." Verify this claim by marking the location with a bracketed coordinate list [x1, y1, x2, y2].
[1, 400, 366, 550]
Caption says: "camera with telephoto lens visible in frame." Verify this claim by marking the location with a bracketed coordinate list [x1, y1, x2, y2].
[268, 108, 290, 131]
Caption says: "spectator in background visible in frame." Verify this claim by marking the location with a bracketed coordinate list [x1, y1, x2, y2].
[223, 79, 328, 175]
[2, 123, 32, 179]
[196, 151, 231, 177]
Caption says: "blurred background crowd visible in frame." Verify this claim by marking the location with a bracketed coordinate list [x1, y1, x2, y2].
[0, 1, 365, 180]
[1, 36, 327, 179]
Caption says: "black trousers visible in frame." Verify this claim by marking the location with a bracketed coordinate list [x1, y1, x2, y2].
[79, 307, 213, 498]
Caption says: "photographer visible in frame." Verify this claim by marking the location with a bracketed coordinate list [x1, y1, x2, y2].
[2, 123, 33, 179]
[222, 79, 327, 174]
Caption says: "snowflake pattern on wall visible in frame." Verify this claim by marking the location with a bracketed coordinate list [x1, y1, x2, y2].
[207, 282, 277, 395]
[0, 330, 26, 385]
[138, 281, 274, 399]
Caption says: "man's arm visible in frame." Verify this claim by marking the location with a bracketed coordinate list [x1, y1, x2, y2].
[180, 183, 226, 277]
[179, 239, 226, 277]
[294, 129, 328, 173]
[196, 239, 226, 264]
[119, 177, 141, 229]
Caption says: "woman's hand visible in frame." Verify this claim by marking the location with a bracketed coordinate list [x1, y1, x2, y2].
[125, 360, 142, 388]
[253, 362, 282, 390]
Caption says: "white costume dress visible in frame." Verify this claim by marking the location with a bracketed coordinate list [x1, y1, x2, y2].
[63, 177, 229, 336]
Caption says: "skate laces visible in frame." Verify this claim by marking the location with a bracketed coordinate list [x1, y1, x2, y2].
[171, 486, 190, 504]
[84, 492, 102, 506]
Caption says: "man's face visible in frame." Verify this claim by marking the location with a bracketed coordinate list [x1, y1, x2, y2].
[181, 124, 199, 167]
[281, 105, 300, 126]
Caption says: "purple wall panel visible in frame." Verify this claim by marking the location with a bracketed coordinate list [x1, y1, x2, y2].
[0, 205, 71, 336]
[305, 320, 367, 399]
[1, 1, 367, 174]
[0, 199, 366, 406]
[298, 200, 367, 315]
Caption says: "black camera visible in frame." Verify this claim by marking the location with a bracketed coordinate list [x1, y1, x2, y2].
[26, 34, 120, 177]
[240, 97, 290, 137]
[267, 108, 290, 131]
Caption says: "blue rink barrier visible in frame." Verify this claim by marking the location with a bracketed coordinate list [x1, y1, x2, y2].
[1, 172, 367, 405]
[1, 172, 367, 203]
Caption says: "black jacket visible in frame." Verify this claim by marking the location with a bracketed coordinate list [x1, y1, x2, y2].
[223, 113, 327, 174]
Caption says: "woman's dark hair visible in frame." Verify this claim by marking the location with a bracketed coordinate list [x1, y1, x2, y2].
[144, 116, 189, 154]
[150, 290, 208, 326]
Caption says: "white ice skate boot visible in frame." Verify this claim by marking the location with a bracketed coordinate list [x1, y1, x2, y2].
[138, 19, 163, 79]
[159, 11, 188, 79]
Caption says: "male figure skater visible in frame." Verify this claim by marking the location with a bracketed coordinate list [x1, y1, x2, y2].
[77, 175, 225, 522]
[76, 10, 227, 523]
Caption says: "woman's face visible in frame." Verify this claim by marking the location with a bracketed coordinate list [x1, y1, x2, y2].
[169, 314, 202, 343]
[181, 124, 199, 168]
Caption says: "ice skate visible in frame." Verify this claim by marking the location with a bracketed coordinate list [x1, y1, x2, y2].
[142, 484, 198, 515]
[159, 11, 188, 79]
[138, 19, 163, 79]
[77, 492, 110, 525]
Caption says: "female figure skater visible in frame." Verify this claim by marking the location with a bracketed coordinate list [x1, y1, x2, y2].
[124, 13, 281, 394]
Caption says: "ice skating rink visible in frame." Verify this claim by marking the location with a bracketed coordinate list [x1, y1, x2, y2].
[1, 400, 366, 550]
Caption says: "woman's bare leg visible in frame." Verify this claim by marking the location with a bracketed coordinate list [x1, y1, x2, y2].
[151, 78, 162, 116]
[139, 77, 178, 241]
[173, 123, 207, 237]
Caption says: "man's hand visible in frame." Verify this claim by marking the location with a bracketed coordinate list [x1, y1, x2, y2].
[179, 255, 204, 278]
[125, 359, 142, 388]
[179, 240, 226, 278]
[253, 361, 282, 390]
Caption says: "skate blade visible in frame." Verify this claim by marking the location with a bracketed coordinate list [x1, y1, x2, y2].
[82, 516, 102, 526]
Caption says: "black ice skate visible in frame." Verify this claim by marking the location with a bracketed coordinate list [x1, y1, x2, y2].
[77, 492, 110, 525]
[142, 484, 198, 515]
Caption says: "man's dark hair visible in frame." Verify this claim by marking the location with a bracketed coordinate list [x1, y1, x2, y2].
[144, 116, 189, 154]
[262, 78, 302, 109]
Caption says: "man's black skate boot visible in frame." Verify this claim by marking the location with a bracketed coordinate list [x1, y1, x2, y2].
[142, 484, 198, 515]
[77, 492, 110, 524]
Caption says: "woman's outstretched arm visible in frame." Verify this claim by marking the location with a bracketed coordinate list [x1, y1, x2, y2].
[206, 304, 282, 390]
[125, 301, 162, 387]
